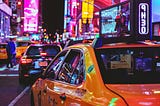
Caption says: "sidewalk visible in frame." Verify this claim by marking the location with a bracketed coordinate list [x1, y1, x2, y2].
[0, 65, 19, 76]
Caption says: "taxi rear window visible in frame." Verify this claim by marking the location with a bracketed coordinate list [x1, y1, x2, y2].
[95, 47, 160, 84]
[26, 45, 61, 56]
[16, 42, 30, 47]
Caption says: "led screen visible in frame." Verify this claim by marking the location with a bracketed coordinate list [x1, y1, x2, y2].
[152, 23, 160, 36]
[152, 0, 160, 23]
[100, 1, 130, 37]
[24, 0, 39, 32]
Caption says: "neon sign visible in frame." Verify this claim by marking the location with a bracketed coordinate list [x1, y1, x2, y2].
[24, 0, 39, 32]
[82, 0, 94, 22]
[139, 3, 149, 34]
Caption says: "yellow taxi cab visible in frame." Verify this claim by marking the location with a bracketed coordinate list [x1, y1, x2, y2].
[31, 37, 160, 106]
[0, 36, 32, 60]
[16, 41, 32, 58]
[16, 36, 36, 58]
[0, 41, 31, 59]
[0, 43, 7, 60]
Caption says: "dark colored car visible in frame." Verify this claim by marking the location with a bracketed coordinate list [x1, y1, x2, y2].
[18, 44, 62, 84]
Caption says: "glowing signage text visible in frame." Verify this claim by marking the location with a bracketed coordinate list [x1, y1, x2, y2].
[139, 3, 149, 34]
[24, 0, 39, 32]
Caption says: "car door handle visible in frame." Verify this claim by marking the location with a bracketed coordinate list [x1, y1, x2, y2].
[43, 85, 48, 94]
[60, 93, 66, 101]
[43, 88, 47, 94]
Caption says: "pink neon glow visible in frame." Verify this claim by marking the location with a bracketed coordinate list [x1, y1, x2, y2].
[71, 0, 77, 18]
[24, 0, 39, 32]
[120, 0, 127, 2]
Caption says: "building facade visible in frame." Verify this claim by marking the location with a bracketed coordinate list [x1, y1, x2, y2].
[9, 0, 42, 40]
[0, 0, 12, 42]
[63, 0, 128, 40]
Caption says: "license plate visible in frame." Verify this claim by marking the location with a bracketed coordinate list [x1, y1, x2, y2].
[39, 61, 48, 66]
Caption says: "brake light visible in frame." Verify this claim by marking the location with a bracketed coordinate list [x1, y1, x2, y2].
[20, 58, 32, 64]
[40, 52, 47, 56]
[0, 49, 6, 53]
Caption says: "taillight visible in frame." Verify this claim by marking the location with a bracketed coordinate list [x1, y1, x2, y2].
[40, 52, 47, 56]
[20, 58, 32, 64]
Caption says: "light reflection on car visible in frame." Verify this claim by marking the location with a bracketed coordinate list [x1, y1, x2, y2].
[31, 37, 160, 106]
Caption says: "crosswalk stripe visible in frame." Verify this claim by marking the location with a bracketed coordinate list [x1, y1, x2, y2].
[0, 74, 19, 76]
[0, 66, 6, 71]
[0, 64, 19, 71]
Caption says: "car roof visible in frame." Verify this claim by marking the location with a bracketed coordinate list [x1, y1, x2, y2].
[64, 37, 160, 50]
[29, 43, 60, 47]
[92, 36, 160, 49]
[97, 41, 160, 49]
[64, 39, 93, 48]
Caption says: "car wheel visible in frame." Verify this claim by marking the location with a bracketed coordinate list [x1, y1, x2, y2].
[30, 90, 35, 106]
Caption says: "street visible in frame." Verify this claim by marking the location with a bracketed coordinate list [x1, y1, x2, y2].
[0, 62, 31, 106]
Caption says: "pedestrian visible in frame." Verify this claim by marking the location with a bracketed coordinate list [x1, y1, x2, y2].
[6, 38, 16, 68]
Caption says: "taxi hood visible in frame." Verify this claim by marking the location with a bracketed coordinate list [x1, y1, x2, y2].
[106, 84, 160, 106]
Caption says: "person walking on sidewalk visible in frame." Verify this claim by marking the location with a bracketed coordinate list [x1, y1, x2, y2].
[6, 38, 16, 68]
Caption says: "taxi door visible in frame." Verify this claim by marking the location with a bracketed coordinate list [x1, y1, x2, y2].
[41, 49, 90, 106]
[42, 79, 90, 106]
[40, 50, 69, 106]
[40, 80, 63, 106]
[54, 49, 91, 105]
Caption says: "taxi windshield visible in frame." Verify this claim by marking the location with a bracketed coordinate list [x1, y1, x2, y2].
[95, 47, 160, 84]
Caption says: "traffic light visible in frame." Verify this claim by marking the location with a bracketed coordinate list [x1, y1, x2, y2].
[17, 1, 22, 9]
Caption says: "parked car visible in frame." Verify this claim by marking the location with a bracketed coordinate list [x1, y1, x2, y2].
[0, 43, 7, 60]
[31, 37, 160, 106]
[16, 41, 33, 58]
[0, 41, 31, 60]
[18, 44, 62, 84]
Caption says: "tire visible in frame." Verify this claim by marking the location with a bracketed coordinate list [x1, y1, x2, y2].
[18, 67, 25, 84]
[19, 75, 24, 84]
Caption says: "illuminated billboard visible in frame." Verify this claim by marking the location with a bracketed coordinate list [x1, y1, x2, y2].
[100, 0, 151, 39]
[24, 0, 39, 32]
[82, 0, 94, 23]
[152, 0, 160, 23]
[151, 0, 160, 37]
[100, 1, 130, 37]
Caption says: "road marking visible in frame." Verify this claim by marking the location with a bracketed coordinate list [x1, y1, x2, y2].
[0, 64, 19, 71]
[0, 65, 6, 71]
[8, 86, 30, 106]
[0, 74, 19, 76]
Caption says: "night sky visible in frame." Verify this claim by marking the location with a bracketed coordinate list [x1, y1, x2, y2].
[42, 0, 64, 34]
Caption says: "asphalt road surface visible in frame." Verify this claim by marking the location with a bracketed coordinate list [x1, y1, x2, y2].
[0, 63, 31, 106]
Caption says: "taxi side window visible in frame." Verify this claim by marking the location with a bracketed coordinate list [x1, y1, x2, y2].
[46, 50, 68, 79]
[58, 49, 84, 85]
